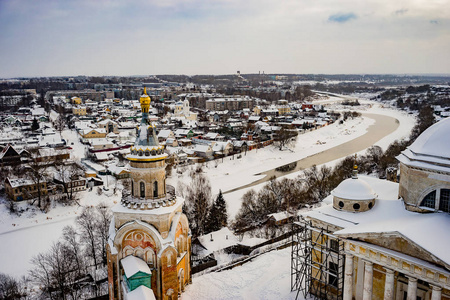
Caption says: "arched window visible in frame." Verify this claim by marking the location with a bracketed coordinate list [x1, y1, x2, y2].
[420, 190, 436, 209]
[153, 181, 158, 198]
[140, 182, 145, 198]
[131, 181, 134, 196]
[439, 189, 450, 213]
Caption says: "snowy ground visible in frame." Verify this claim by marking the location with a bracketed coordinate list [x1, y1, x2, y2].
[181, 247, 299, 300]
[0, 98, 415, 295]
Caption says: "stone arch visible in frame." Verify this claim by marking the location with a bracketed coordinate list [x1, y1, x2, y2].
[144, 248, 156, 267]
[178, 268, 185, 293]
[123, 245, 134, 257]
[417, 184, 450, 209]
[416, 184, 441, 207]
[161, 246, 177, 268]
[114, 221, 163, 255]
[177, 214, 190, 236]
[166, 288, 175, 300]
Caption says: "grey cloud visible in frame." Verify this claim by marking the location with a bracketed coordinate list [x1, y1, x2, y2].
[328, 13, 357, 23]
[394, 9, 408, 15]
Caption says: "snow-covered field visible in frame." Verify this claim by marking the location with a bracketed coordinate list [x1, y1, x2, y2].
[0, 99, 415, 299]
[181, 247, 298, 300]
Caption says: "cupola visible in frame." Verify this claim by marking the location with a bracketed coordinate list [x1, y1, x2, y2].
[332, 160, 377, 212]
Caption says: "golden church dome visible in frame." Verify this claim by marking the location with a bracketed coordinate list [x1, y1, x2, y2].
[140, 87, 151, 113]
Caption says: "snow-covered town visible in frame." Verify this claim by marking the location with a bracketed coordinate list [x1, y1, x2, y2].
[1, 1, 450, 299]
[1, 73, 449, 300]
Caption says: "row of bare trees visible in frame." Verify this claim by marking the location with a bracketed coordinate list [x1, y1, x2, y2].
[232, 137, 415, 235]
[28, 203, 111, 300]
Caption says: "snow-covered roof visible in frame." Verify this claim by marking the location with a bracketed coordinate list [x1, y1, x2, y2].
[397, 117, 450, 173]
[197, 227, 239, 255]
[267, 211, 294, 222]
[7, 178, 35, 188]
[121, 255, 151, 278]
[126, 286, 156, 300]
[83, 128, 106, 135]
[302, 176, 450, 267]
[331, 176, 377, 201]
[192, 144, 212, 153]
[204, 132, 219, 139]
[408, 117, 450, 159]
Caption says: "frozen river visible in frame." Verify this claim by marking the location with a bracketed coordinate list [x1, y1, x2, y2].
[225, 113, 399, 193]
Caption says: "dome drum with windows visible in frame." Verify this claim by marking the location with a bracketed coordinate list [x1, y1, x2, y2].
[123, 88, 172, 210]
[332, 162, 378, 213]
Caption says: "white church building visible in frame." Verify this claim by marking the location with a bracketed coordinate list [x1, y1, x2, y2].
[292, 117, 450, 300]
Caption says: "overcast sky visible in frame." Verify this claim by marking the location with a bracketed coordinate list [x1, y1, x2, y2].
[0, 0, 449, 78]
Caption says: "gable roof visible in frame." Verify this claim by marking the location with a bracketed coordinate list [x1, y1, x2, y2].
[121, 255, 151, 278]
[126, 286, 156, 300]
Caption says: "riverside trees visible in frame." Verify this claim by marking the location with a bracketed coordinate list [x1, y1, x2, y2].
[180, 167, 228, 238]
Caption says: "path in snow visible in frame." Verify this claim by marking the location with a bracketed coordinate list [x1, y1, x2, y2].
[224, 113, 399, 194]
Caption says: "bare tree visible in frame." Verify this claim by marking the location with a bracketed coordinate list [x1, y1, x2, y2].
[55, 109, 66, 139]
[62, 225, 85, 277]
[183, 173, 212, 237]
[274, 126, 298, 151]
[0, 273, 25, 299]
[30, 252, 55, 300]
[96, 202, 112, 265]
[77, 207, 99, 270]
[30, 242, 82, 300]
[54, 160, 84, 203]
[25, 149, 50, 211]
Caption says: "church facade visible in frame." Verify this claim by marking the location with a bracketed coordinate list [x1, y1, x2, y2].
[107, 89, 191, 300]
[293, 117, 450, 300]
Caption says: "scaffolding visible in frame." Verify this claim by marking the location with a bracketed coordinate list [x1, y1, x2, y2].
[291, 219, 345, 300]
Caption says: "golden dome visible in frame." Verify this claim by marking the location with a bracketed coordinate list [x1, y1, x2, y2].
[140, 87, 151, 113]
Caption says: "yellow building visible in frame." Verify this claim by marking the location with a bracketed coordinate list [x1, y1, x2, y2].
[72, 105, 87, 116]
[71, 96, 82, 105]
[107, 88, 191, 300]
[5, 178, 48, 201]
[292, 118, 450, 300]
[81, 128, 107, 139]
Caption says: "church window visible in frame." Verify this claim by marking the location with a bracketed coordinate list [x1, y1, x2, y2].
[353, 203, 360, 210]
[151, 150, 156, 156]
[138, 150, 143, 156]
[439, 189, 450, 213]
[328, 261, 338, 287]
[368, 202, 373, 209]
[330, 239, 339, 253]
[338, 201, 344, 208]
[140, 182, 145, 198]
[420, 190, 436, 209]
[145, 150, 150, 156]
[131, 181, 134, 196]
[153, 181, 158, 198]
[166, 253, 172, 267]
